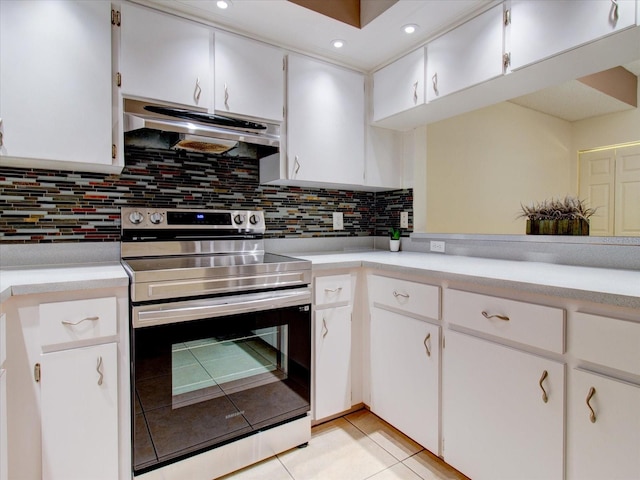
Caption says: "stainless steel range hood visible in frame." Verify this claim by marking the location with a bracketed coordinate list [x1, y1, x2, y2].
[123, 99, 281, 150]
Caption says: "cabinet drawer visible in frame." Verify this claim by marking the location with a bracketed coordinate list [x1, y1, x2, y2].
[315, 275, 352, 306]
[40, 297, 117, 349]
[445, 289, 564, 354]
[368, 275, 440, 320]
[569, 312, 640, 375]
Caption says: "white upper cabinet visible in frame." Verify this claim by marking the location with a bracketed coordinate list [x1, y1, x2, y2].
[372, 48, 426, 121]
[214, 31, 284, 121]
[285, 54, 365, 186]
[120, 2, 212, 109]
[508, 0, 637, 71]
[0, 0, 114, 167]
[426, 4, 505, 102]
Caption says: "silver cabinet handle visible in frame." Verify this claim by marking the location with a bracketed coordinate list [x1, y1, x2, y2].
[324, 287, 343, 293]
[321, 317, 328, 339]
[610, 0, 619, 22]
[586, 387, 597, 423]
[432, 72, 439, 96]
[96, 356, 104, 386]
[413, 80, 419, 104]
[423, 332, 431, 357]
[393, 290, 409, 299]
[293, 156, 301, 176]
[194, 77, 202, 103]
[224, 83, 229, 110]
[0, 117, 3, 147]
[481, 311, 510, 321]
[61, 315, 99, 326]
[539, 370, 549, 403]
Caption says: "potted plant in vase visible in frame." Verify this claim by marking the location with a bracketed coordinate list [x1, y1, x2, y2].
[389, 227, 401, 251]
[518, 196, 597, 235]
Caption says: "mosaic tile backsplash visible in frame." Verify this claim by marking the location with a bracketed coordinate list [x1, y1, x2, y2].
[0, 147, 412, 243]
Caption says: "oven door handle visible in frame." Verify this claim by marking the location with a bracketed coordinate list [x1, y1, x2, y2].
[132, 288, 311, 328]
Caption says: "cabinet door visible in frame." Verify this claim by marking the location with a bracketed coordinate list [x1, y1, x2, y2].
[370, 308, 440, 453]
[567, 369, 640, 480]
[314, 306, 351, 420]
[442, 331, 564, 480]
[215, 31, 284, 121]
[287, 54, 365, 186]
[372, 48, 425, 121]
[120, 2, 212, 108]
[509, 0, 637, 71]
[0, 0, 113, 166]
[426, 4, 504, 102]
[41, 343, 118, 480]
[0, 370, 6, 480]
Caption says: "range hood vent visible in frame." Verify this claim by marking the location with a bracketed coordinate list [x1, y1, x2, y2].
[123, 99, 281, 152]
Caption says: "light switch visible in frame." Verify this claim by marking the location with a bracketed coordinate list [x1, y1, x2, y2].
[333, 212, 344, 230]
[400, 212, 409, 229]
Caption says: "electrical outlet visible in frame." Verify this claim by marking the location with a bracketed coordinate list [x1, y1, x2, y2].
[430, 241, 445, 253]
[400, 211, 409, 229]
[333, 212, 344, 230]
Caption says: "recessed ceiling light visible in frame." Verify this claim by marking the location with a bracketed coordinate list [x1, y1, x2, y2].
[403, 24, 419, 34]
[331, 39, 345, 49]
[216, 0, 231, 9]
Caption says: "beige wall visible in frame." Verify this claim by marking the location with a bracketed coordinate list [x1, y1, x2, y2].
[420, 101, 574, 234]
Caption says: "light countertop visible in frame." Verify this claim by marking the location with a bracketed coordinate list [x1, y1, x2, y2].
[0, 263, 129, 304]
[0, 251, 638, 309]
[293, 251, 640, 309]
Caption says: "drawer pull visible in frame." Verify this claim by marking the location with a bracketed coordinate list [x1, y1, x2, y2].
[324, 287, 343, 293]
[423, 333, 431, 357]
[61, 316, 99, 326]
[195, 77, 202, 103]
[481, 311, 510, 321]
[96, 356, 104, 386]
[586, 387, 597, 423]
[393, 291, 409, 299]
[321, 317, 328, 339]
[539, 370, 549, 403]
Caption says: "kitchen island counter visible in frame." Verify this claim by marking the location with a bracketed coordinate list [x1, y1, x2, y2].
[294, 251, 640, 309]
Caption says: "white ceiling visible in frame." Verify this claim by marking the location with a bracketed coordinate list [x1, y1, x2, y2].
[510, 59, 640, 122]
[142, 0, 492, 72]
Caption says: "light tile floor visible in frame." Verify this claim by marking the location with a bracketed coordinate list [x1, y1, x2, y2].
[219, 409, 469, 480]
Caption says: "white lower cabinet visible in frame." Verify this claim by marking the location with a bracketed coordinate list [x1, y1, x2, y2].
[442, 330, 564, 480]
[370, 307, 440, 453]
[314, 305, 352, 420]
[0, 368, 6, 480]
[566, 310, 640, 480]
[5, 288, 129, 480]
[567, 368, 640, 480]
[41, 342, 118, 480]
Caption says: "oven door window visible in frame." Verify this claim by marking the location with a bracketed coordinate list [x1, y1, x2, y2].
[132, 305, 311, 473]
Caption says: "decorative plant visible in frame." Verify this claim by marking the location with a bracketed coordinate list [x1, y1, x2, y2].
[518, 196, 597, 221]
[389, 227, 401, 240]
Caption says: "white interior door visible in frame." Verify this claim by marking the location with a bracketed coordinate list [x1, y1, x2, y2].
[615, 144, 640, 236]
[579, 143, 640, 236]
[579, 149, 615, 235]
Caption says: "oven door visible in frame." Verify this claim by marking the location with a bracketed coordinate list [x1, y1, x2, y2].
[131, 288, 311, 474]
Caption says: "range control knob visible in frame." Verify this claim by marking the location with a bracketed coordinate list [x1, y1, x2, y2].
[234, 214, 245, 225]
[128, 211, 144, 225]
[149, 212, 165, 225]
[249, 214, 261, 225]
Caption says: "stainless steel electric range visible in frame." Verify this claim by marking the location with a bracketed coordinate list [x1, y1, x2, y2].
[120, 207, 312, 479]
